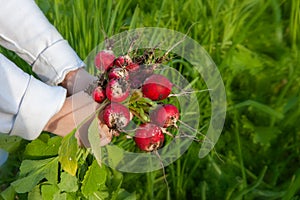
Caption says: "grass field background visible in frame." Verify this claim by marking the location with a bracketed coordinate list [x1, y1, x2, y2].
[1, 0, 300, 199]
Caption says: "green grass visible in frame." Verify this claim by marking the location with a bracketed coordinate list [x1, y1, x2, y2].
[1, 0, 300, 199]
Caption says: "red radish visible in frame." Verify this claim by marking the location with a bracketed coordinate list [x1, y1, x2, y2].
[92, 86, 106, 103]
[94, 50, 115, 71]
[101, 103, 131, 130]
[114, 55, 132, 67]
[108, 67, 129, 80]
[134, 123, 164, 152]
[142, 74, 172, 101]
[106, 79, 130, 102]
[150, 104, 179, 128]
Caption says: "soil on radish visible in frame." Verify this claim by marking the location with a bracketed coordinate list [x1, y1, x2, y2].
[101, 103, 131, 131]
[106, 79, 130, 102]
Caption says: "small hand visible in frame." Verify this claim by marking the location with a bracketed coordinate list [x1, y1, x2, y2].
[43, 90, 111, 147]
[59, 68, 97, 96]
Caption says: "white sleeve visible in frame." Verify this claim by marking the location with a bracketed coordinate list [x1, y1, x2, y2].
[0, 54, 66, 140]
[0, 0, 85, 86]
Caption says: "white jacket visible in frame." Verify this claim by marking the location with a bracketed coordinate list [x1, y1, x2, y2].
[0, 0, 84, 140]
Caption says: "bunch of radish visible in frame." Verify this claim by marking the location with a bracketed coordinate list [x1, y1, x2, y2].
[88, 50, 181, 152]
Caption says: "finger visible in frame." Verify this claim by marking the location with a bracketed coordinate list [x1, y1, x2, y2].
[72, 91, 97, 147]
[98, 122, 113, 146]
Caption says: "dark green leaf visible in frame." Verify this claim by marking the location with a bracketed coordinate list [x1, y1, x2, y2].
[109, 169, 123, 200]
[24, 135, 62, 158]
[11, 157, 58, 193]
[0, 186, 15, 200]
[38, 133, 51, 143]
[0, 135, 23, 153]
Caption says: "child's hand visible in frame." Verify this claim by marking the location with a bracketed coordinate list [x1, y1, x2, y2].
[44, 90, 111, 147]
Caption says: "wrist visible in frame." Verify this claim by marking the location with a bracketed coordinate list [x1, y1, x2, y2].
[59, 68, 80, 96]
[59, 68, 96, 96]
[43, 96, 75, 137]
